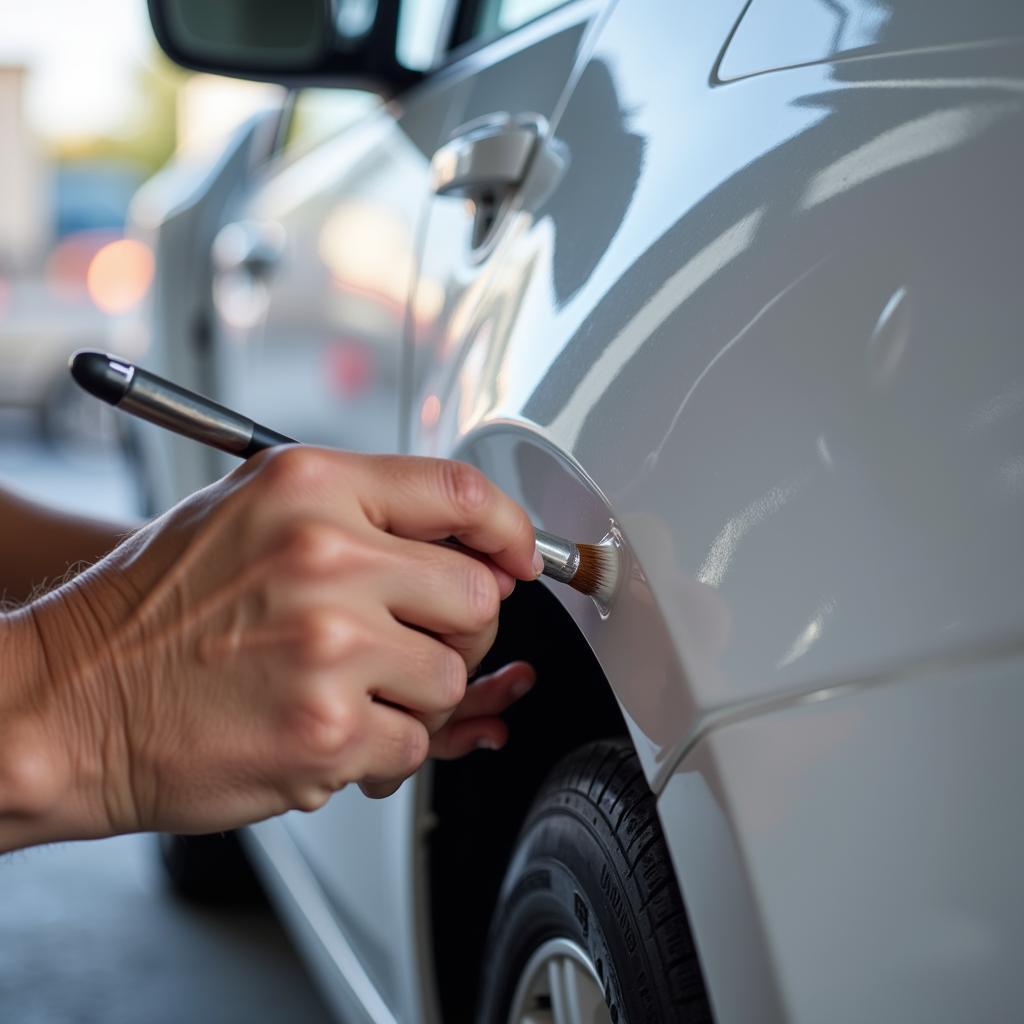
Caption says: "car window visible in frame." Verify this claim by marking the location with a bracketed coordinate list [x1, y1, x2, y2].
[398, 0, 458, 70]
[473, 0, 567, 40]
[281, 87, 381, 158]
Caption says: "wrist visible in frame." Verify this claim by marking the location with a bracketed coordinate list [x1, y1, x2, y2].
[0, 608, 73, 851]
[0, 579, 131, 852]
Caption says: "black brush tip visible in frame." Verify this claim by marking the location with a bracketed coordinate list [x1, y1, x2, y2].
[70, 350, 133, 406]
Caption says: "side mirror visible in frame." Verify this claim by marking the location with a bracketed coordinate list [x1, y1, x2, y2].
[148, 0, 418, 93]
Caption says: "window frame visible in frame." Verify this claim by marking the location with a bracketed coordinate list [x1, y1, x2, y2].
[441, 0, 604, 68]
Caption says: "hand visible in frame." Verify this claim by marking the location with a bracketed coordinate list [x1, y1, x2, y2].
[3, 447, 539, 849]
[360, 660, 536, 798]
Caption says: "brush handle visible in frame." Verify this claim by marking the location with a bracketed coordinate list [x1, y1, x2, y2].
[70, 351, 584, 587]
[70, 350, 296, 457]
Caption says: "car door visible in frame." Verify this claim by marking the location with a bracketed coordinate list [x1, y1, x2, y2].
[229, 3, 608, 1020]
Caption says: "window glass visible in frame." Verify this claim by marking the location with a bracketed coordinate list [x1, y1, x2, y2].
[475, 0, 566, 39]
[282, 88, 380, 158]
[397, 0, 454, 71]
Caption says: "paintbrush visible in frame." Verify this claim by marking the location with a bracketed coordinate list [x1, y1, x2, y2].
[70, 350, 619, 603]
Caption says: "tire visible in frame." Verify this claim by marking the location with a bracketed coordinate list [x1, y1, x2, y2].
[477, 740, 712, 1024]
[157, 832, 265, 907]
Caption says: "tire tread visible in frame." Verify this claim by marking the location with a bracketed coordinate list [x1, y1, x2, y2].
[484, 739, 712, 1023]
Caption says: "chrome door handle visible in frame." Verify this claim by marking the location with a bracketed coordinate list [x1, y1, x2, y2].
[431, 116, 541, 200]
[212, 220, 286, 277]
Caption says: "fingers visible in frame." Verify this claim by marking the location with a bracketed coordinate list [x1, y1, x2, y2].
[447, 544, 516, 599]
[368, 621, 469, 716]
[428, 662, 535, 760]
[353, 455, 539, 582]
[436, 617, 498, 678]
[428, 717, 510, 761]
[382, 538, 503, 637]
[270, 536, 510, 674]
[356, 662, 536, 799]
[447, 661, 536, 722]
[349, 701, 430, 794]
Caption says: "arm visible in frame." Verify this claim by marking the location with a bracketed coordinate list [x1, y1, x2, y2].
[0, 485, 137, 604]
[0, 449, 540, 853]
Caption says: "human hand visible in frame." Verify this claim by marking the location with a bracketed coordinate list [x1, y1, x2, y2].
[359, 660, 536, 798]
[6, 447, 538, 848]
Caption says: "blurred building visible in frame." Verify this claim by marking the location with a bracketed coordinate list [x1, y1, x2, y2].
[0, 65, 49, 271]
[176, 74, 283, 160]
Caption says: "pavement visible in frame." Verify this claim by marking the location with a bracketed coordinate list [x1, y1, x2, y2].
[0, 414, 334, 1024]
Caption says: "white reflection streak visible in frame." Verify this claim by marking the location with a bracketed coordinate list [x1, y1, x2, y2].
[816, 434, 834, 470]
[777, 599, 836, 670]
[641, 257, 828, 476]
[1000, 456, 1024, 495]
[800, 105, 1002, 210]
[549, 210, 764, 449]
[697, 479, 802, 588]
[968, 378, 1024, 433]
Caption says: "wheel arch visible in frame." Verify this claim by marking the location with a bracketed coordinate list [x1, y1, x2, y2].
[424, 577, 630, 1022]
[419, 422, 700, 1021]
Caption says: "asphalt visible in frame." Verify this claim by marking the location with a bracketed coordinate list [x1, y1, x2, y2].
[0, 417, 334, 1024]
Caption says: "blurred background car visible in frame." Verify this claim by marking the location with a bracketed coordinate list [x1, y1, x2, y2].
[0, 66, 146, 440]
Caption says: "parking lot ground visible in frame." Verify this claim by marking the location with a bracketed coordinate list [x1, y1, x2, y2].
[0, 416, 334, 1024]
[0, 834, 333, 1024]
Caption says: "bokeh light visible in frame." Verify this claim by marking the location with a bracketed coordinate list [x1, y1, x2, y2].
[86, 237, 154, 314]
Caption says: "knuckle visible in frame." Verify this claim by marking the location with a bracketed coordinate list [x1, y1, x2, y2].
[280, 521, 341, 575]
[291, 692, 358, 759]
[395, 723, 429, 776]
[294, 609, 358, 667]
[292, 786, 331, 814]
[464, 563, 500, 625]
[440, 647, 469, 707]
[439, 460, 488, 519]
[260, 446, 331, 494]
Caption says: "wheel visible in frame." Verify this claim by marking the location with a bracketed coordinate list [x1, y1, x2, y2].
[477, 739, 712, 1024]
[157, 832, 265, 907]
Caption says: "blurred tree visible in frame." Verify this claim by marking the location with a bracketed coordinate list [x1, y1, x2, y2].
[51, 48, 186, 174]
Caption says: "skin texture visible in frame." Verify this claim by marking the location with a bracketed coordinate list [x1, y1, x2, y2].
[0, 485, 136, 605]
[0, 447, 541, 853]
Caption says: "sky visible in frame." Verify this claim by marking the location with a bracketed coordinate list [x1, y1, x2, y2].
[0, 0, 155, 139]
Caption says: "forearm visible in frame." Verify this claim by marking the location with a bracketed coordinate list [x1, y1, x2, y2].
[0, 484, 138, 603]
[0, 608, 72, 852]
[0, 601, 115, 854]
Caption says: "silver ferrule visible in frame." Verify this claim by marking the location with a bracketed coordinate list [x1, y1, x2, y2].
[534, 529, 579, 584]
[121, 368, 255, 454]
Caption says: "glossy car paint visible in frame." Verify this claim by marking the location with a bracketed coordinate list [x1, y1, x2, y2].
[147, 0, 1024, 1020]
[410, 0, 1024, 1020]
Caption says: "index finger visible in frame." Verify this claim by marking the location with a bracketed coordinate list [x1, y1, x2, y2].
[354, 455, 539, 581]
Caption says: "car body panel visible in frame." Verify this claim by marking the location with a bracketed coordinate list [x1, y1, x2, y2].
[412, 0, 1024, 778]
[719, 0, 1024, 83]
[659, 647, 1024, 1024]
[147, 0, 1024, 1020]
[406, 2, 1024, 1018]
[212, 106, 413, 455]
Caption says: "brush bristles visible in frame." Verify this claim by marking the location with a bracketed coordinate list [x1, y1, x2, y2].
[569, 541, 619, 602]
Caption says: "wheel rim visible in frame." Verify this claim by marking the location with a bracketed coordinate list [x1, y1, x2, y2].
[507, 937, 612, 1024]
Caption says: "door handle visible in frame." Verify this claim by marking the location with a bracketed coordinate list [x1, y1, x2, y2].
[213, 220, 285, 277]
[431, 116, 542, 201]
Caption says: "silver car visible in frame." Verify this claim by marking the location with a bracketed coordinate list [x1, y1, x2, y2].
[136, 1, 1024, 1022]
